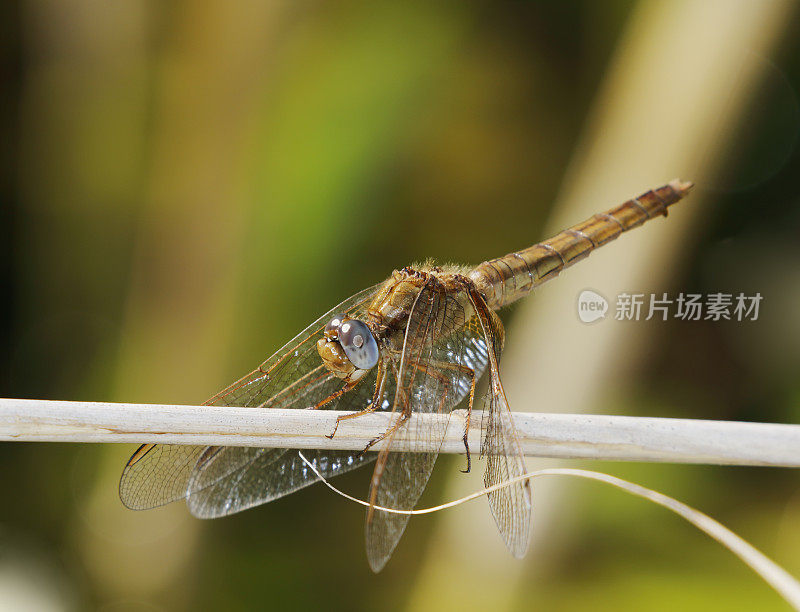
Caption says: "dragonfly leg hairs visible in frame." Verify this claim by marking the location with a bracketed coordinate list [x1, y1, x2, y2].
[119, 179, 693, 572]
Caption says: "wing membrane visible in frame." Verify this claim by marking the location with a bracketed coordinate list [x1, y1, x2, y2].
[119, 284, 381, 511]
[470, 288, 532, 557]
[365, 281, 490, 572]
[185, 447, 377, 519]
[185, 361, 394, 518]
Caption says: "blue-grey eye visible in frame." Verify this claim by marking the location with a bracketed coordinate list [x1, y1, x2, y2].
[338, 319, 379, 370]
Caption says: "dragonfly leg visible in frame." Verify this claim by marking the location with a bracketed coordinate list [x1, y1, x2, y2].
[359, 406, 411, 457]
[460, 365, 476, 473]
[414, 360, 476, 473]
[311, 374, 366, 411]
[358, 359, 477, 462]
[325, 358, 387, 439]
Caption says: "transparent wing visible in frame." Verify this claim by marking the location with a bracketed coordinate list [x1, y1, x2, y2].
[185, 363, 394, 518]
[119, 444, 207, 510]
[365, 282, 490, 572]
[470, 289, 532, 558]
[119, 284, 381, 511]
[185, 448, 376, 519]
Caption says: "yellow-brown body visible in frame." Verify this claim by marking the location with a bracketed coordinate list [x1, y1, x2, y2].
[468, 179, 693, 310]
[365, 265, 474, 351]
[356, 180, 693, 355]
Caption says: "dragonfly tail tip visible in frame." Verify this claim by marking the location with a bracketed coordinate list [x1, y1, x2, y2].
[669, 178, 695, 194]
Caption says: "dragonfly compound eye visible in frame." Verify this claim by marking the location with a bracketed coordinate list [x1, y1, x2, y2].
[338, 319, 379, 370]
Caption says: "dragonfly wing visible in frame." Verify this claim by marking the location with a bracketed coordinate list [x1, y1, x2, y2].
[470, 289, 532, 557]
[184, 362, 393, 517]
[365, 282, 490, 572]
[119, 444, 206, 510]
[185, 448, 376, 519]
[119, 284, 381, 511]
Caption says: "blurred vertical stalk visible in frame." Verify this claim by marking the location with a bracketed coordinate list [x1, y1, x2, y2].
[75, 3, 288, 607]
[18, 0, 152, 603]
[406, 0, 797, 609]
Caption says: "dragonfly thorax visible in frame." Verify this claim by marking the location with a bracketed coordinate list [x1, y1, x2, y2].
[317, 314, 380, 382]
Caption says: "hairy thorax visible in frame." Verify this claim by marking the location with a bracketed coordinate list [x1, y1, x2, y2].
[366, 263, 475, 353]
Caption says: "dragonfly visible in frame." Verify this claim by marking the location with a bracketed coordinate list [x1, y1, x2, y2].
[120, 179, 693, 572]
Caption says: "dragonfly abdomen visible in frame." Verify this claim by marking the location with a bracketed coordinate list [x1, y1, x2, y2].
[468, 179, 693, 310]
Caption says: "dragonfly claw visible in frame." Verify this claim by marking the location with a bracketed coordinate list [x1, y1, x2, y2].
[325, 422, 339, 440]
[460, 432, 471, 473]
[357, 436, 380, 459]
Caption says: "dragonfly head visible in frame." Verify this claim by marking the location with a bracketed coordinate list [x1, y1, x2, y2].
[317, 314, 379, 381]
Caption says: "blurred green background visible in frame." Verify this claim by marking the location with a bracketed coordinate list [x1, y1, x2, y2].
[1, 1, 800, 610]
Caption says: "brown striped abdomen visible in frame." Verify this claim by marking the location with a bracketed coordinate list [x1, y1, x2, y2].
[468, 179, 693, 310]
